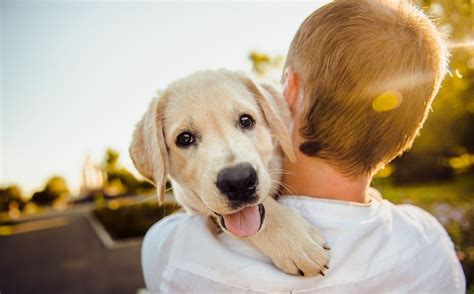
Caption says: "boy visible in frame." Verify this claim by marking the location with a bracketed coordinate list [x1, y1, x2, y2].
[142, 0, 466, 292]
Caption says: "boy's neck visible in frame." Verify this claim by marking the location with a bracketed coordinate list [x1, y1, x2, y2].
[281, 152, 372, 204]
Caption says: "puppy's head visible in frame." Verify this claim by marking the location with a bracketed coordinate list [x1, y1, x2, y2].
[130, 70, 295, 237]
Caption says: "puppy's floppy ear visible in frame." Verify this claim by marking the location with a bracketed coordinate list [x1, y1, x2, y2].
[239, 75, 296, 162]
[129, 94, 169, 204]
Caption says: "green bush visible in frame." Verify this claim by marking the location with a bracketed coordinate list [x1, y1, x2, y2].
[392, 152, 454, 184]
[93, 201, 180, 239]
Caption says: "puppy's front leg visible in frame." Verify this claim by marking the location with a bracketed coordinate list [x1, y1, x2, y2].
[248, 197, 330, 276]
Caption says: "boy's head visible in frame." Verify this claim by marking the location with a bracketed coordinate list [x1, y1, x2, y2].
[284, 0, 448, 176]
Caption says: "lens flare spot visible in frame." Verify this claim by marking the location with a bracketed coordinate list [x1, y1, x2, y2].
[108, 200, 120, 210]
[372, 90, 402, 112]
[455, 68, 463, 78]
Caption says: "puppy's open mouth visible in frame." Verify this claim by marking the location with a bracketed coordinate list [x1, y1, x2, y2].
[219, 204, 265, 237]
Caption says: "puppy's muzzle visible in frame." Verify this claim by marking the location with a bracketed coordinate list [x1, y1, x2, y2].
[216, 162, 258, 205]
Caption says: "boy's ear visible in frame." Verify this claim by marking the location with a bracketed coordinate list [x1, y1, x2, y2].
[282, 67, 300, 115]
[238, 74, 296, 162]
[129, 95, 169, 204]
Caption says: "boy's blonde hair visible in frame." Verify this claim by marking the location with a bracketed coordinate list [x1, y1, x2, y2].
[286, 0, 448, 176]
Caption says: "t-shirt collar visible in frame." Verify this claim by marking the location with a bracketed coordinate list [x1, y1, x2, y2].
[278, 187, 383, 222]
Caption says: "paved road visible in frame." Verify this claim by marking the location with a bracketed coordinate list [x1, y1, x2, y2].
[0, 214, 145, 294]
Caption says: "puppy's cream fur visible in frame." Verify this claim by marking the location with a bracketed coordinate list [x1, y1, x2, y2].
[130, 70, 329, 276]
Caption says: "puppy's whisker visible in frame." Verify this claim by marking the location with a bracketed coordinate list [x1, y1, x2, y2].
[272, 179, 296, 196]
[170, 202, 182, 214]
[269, 168, 294, 172]
[269, 171, 295, 176]
[268, 168, 292, 171]
[283, 184, 296, 195]
[189, 189, 216, 217]
[269, 168, 296, 176]
[130, 194, 158, 205]
[131, 185, 177, 206]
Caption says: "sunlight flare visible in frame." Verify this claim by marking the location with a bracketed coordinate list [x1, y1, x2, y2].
[448, 40, 474, 50]
[372, 90, 403, 112]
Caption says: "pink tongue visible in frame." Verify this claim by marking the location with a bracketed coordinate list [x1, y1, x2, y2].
[223, 205, 261, 237]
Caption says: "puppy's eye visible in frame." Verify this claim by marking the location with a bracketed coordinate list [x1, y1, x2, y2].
[239, 114, 255, 129]
[176, 132, 195, 147]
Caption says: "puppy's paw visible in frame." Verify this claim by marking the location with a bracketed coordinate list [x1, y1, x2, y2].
[269, 214, 330, 277]
[249, 198, 330, 277]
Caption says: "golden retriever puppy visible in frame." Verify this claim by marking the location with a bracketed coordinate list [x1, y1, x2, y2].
[130, 69, 329, 276]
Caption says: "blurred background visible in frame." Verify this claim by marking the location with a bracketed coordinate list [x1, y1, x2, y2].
[1, 1, 473, 293]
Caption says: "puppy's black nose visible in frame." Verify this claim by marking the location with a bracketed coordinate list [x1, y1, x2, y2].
[216, 162, 257, 202]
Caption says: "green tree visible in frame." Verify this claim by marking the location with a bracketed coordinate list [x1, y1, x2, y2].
[249, 51, 285, 79]
[409, 0, 473, 154]
[30, 176, 70, 206]
[103, 148, 154, 196]
[104, 148, 120, 170]
[391, 0, 474, 181]
[0, 185, 25, 212]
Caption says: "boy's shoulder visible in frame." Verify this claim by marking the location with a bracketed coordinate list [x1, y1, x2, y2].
[368, 187, 450, 242]
[391, 202, 450, 240]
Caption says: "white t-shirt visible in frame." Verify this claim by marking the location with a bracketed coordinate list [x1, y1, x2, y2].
[142, 190, 466, 293]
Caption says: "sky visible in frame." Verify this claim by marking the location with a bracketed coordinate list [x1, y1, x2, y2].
[1, 1, 328, 196]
